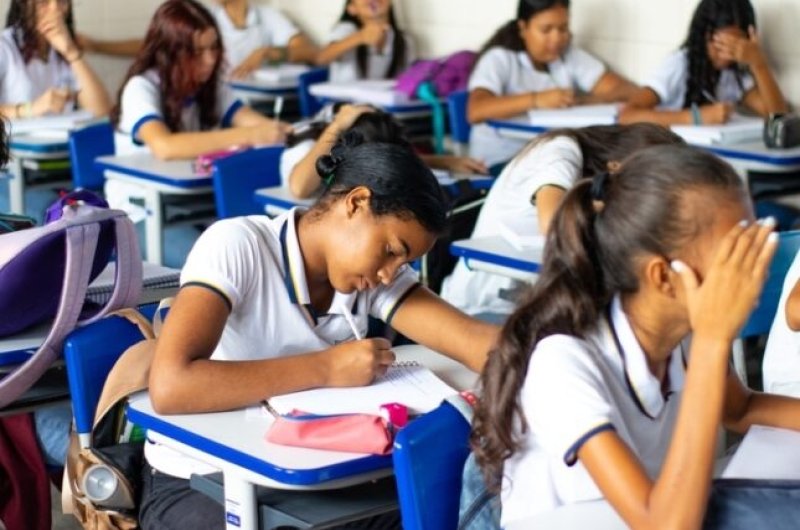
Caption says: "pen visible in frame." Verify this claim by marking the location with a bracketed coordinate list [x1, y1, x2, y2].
[702, 89, 718, 103]
[341, 305, 363, 340]
[273, 96, 284, 122]
[260, 399, 278, 418]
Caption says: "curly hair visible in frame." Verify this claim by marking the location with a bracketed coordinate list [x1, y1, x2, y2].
[681, 0, 756, 108]
[5, 0, 77, 64]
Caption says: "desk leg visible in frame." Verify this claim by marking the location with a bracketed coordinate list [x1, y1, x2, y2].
[223, 473, 257, 530]
[143, 188, 164, 265]
[8, 157, 25, 215]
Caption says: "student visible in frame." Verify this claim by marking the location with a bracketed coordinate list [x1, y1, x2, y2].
[315, 0, 415, 83]
[140, 133, 500, 529]
[74, 33, 141, 57]
[467, 0, 636, 168]
[471, 144, 800, 529]
[283, 103, 488, 199]
[441, 123, 683, 317]
[210, 0, 318, 79]
[110, 0, 290, 159]
[621, 0, 788, 126]
[762, 252, 800, 398]
[0, 0, 110, 119]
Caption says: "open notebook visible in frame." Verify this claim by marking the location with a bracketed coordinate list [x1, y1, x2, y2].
[309, 80, 412, 107]
[722, 425, 800, 480]
[252, 64, 310, 85]
[86, 262, 181, 305]
[671, 115, 763, 145]
[528, 104, 619, 128]
[267, 361, 457, 416]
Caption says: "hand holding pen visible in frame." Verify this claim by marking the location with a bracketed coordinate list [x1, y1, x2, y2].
[530, 88, 575, 109]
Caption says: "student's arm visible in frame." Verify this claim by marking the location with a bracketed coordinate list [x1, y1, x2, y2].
[618, 87, 733, 126]
[149, 286, 396, 414]
[713, 26, 788, 117]
[389, 287, 500, 373]
[420, 154, 489, 175]
[229, 34, 319, 79]
[286, 32, 319, 64]
[580, 71, 639, 104]
[229, 104, 289, 129]
[288, 104, 373, 198]
[535, 185, 567, 234]
[467, 87, 575, 123]
[76, 33, 142, 57]
[577, 221, 777, 530]
[785, 279, 800, 331]
[723, 366, 800, 433]
[314, 23, 387, 66]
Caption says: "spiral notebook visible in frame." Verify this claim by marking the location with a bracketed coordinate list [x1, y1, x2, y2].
[86, 262, 181, 304]
[267, 361, 457, 416]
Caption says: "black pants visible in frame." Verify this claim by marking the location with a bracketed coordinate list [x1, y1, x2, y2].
[139, 462, 401, 530]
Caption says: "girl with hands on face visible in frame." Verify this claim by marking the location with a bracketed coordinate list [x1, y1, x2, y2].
[472, 144, 800, 530]
[0, 0, 110, 119]
[141, 125, 499, 529]
[621, 0, 788, 126]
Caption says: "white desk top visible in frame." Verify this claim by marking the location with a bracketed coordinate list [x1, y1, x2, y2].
[127, 344, 477, 488]
[254, 186, 314, 215]
[7, 110, 94, 136]
[97, 153, 210, 189]
[451, 236, 542, 281]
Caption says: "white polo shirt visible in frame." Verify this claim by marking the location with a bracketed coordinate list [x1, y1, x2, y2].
[211, 4, 299, 70]
[327, 21, 417, 83]
[279, 138, 314, 188]
[0, 28, 77, 107]
[762, 250, 800, 397]
[441, 135, 583, 315]
[113, 68, 243, 155]
[144, 208, 421, 478]
[467, 46, 606, 167]
[501, 295, 687, 527]
[645, 49, 755, 110]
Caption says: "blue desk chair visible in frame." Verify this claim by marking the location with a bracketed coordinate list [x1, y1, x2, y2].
[392, 398, 472, 530]
[63, 308, 154, 447]
[211, 146, 284, 219]
[733, 229, 800, 384]
[297, 67, 329, 118]
[447, 91, 471, 156]
[68, 121, 115, 191]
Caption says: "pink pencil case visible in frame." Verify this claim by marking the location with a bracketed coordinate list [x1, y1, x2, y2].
[193, 145, 251, 176]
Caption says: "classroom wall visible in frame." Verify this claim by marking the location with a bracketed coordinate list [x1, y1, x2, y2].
[0, 0, 797, 107]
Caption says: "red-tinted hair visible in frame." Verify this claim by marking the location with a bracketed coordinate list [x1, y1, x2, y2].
[110, 0, 224, 132]
[5, 0, 77, 63]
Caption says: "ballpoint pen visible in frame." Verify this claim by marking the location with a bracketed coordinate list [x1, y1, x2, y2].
[341, 304, 363, 340]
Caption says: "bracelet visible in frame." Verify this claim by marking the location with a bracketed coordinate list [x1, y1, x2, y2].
[690, 103, 702, 125]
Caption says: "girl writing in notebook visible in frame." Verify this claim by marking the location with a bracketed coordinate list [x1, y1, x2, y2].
[441, 123, 683, 317]
[471, 144, 800, 529]
[141, 130, 499, 529]
[467, 0, 636, 168]
[0, 0, 110, 119]
[621, 0, 788, 126]
[110, 0, 290, 159]
[283, 103, 488, 199]
[315, 0, 415, 83]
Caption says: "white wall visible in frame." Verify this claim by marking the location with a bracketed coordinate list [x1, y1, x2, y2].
[0, 0, 797, 106]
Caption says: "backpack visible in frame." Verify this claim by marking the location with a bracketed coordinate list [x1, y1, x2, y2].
[0, 198, 142, 408]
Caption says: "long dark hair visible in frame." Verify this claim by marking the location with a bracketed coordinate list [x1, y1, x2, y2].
[471, 144, 746, 489]
[681, 0, 756, 108]
[0, 118, 8, 167]
[511, 123, 685, 177]
[476, 0, 570, 61]
[5, 0, 76, 63]
[110, 0, 224, 132]
[339, 1, 407, 79]
[311, 132, 447, 235]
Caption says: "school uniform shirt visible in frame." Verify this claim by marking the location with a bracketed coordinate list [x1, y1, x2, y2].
[327, 21, 416, 83]
[440, 135, 583, 316]
[645, 49, 755, 110]
[467, 46, 605, 167]
[279, 138, 314, 188]
[762, 251, 800, 397]
[212, 4, 299, 70]
[144, 208, 421, 479]
[501, 295, 687, 527]
[0, 28, 77, 107]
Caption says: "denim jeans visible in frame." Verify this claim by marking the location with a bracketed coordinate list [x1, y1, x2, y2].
[704, 479, 800, 530]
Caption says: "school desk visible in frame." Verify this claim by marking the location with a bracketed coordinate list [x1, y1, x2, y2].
[96, 153, 213, 265]
[450, 235, 542, 282]
[5, 111, 94, 214]
[126, 343, 477, 530]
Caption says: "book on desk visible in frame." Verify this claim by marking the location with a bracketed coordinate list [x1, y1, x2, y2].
[309, 80, 412, 107]
[527, 104, 619, 128]
[252, 64, 310, 85]
[671, 115, 764, 145]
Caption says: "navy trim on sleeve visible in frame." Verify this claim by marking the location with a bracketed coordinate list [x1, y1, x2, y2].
[131, 114, 163, 146]
[221, 100, 245, 128]
[563, 422, 616, 466]
[181, 282, 233, 312]
[384, 283, 421, 325]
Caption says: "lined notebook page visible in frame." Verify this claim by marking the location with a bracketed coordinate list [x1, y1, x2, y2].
[86, 262, 181, 304]
[268, 361, 457, 416]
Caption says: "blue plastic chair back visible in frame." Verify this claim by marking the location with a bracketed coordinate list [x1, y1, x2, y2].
[63, 308, 154, 444]
[297, 67, 329, 118]
[68, 121, 115, 191]
[447, 90, 471, 145]
[741, 230, 800, 338]
[211, 145, 284, 219]
[393, 400, 472, 530]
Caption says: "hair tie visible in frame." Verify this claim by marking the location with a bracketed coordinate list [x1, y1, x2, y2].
[323, 173, 335, 186]
[590, 171, 610, 202]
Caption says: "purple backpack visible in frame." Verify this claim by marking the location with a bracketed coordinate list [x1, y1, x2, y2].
[395, 51, 477, 99]
[0, 198, 142, 408]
